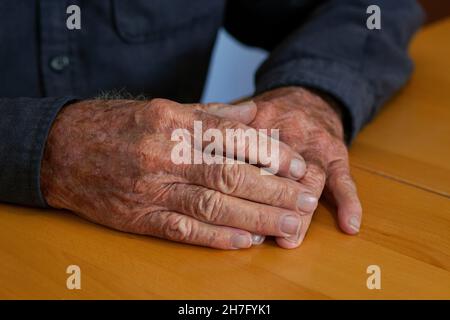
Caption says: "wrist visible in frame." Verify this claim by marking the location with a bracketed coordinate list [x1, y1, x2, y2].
[294, 86, 350, 143]
[300, 87, 343, 120]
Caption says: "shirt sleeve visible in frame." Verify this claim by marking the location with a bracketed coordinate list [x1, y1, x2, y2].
[0, 97, 77, 207]
[224, 0, 425, 142]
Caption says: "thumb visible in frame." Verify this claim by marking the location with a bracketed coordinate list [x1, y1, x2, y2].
[201, 100, 257, 124]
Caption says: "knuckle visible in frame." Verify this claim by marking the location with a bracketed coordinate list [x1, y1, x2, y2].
[315, 171, 327, 188]
[195, 111, 220, 126]
[339, 173, 357, 193]
[327, 158, 352, 186]
[215, 164, 245, 194]
[205, 229, 220, 247]
[309, 173, 325, 190]
[268, 180, 293, 205]
[196, 190, 224, 223]
[304, 166, 326, 194]
[205, 118, 247, 144]
[328, 158, 348, 174]
[148, 98, 171, 111]
[254, 211, 271, 233]
[272, 186, 287, 204]
[163, 214, 194, 242]
[217, 118, 243, 131]
[283, 181, 303, 205]
[148, 99, 168, 118]
[147, 98, 177, 124]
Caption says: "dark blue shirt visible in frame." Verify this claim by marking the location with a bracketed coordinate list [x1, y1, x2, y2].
[0, 0, 424, 207]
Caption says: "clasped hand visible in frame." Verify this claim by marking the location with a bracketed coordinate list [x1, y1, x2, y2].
[41, 87, 362, 249]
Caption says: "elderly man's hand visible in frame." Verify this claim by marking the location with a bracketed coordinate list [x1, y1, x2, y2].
[41, 98, 314, 249]
[251, 87, 363, 248]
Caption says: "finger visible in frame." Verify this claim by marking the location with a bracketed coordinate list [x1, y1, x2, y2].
[300, 162, 327, 198]
[163, 183, 302, 238]
[181, 105, 306, 180]
[276, 163, 326, 248]
[193, 101, 257, 124]
[179, 162, 318, 215]
[276, 214, 312, 249]
[326, 159, 362, 235]
[141, 210, 253, 250]
[133, 140, 315, 214]
[137, 98, 306, 178]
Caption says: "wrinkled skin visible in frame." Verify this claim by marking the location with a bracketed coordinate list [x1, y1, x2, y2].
[41, 98, 322, 249]
[250, 86, 363, 248]
[41, 87, 362, 250]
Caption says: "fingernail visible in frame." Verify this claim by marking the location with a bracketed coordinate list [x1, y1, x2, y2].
[297, 193, 318, 213]
[231, 234, 251, 249]
[251, 234, 265, 245]
[280, 215, 301, 236]
[285, 231, 302, 243]
[289, 158, 305, 179]
[205, 104, 228, 116]
[348, 216, 360, 232]
[236, 100, 256, 108]
[235, 100, 256, 118]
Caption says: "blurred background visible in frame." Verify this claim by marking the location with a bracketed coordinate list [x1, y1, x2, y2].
[201, 29, 267, 103]
[202, 0, 450, 103]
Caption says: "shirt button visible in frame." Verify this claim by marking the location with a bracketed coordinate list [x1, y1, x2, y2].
[49, 55, 70, 72]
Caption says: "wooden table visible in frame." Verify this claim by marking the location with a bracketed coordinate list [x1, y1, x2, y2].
[1, 19, 449, 300]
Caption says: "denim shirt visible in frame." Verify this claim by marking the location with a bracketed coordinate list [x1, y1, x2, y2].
[0, 0, 424, 207]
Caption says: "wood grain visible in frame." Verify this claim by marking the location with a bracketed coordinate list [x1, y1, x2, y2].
[0, 167, 449, 299]
[350, 19, 450, 196]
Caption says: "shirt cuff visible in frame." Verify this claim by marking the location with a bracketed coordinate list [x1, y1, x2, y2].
[0, 96, 78, 207]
